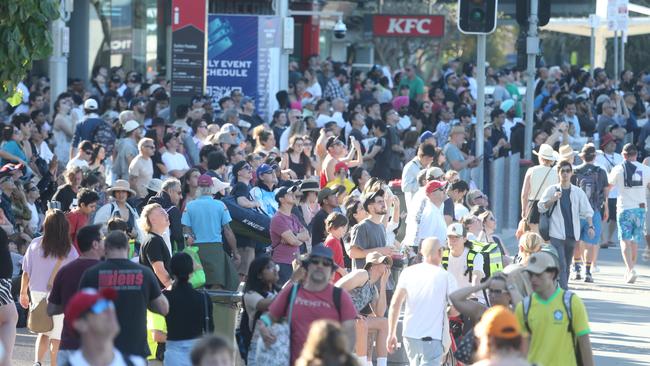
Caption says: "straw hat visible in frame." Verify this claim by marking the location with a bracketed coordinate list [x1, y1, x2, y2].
[557, 145, 576, 162]
[107, 180, 136, 196]
[533, 144, 559, 162]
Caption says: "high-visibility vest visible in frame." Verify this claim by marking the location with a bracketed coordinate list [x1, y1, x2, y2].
[441, 240, 504, 282]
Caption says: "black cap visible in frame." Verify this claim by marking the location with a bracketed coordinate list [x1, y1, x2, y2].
[275, 184, 299, 204]
[326, 136, 344, 150]
[232, 161, 250, 178]
[361, 189, 385, 211]
[163, 132, 178, 145]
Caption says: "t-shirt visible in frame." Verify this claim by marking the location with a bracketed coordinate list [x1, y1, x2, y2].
[515, 288, 590, 366]
[67, 348, 147, 366]
[113, 138, 139, 180]
[243, 290, 278, 331]
[349, 219, 387, 270]
[161, 151, 190, 173]
[163, 282, 214, 340]
[181, 196, 231, 243]
[22, 237, 79, 292]
[399, 76, 425, 101]
[270, 211, 305, 264]
[396, 263, 457, 339]
[129, 156, 154, 198]
[79, 259, 162, 358]
[139, 233, 171, 289]
[48, 258, 100, 350]
[269, 284, 357, 365]
[446, 247, 485, 290]
[66, 156, 89, 171]
[444, 143, 470, 182]
[560, 187, 575, 239]
[310, 209, 329, 246]
[52, 184, 77, 212]
[66, 210, 89, 253]
[609, 161, 650, 212]
[323, 235, 345, 282]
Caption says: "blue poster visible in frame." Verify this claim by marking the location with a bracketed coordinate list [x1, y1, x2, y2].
[206, 15, 258, 111]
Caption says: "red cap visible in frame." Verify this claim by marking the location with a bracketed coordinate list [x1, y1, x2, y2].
[65, 287, 118, 329]
[425, 180, 447, 194]
[197, 174, 214, 187]
[334, 162, 349, 172]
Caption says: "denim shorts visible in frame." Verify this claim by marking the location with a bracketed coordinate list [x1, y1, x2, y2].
[580, 211, 602, 245]
[617, 208, 646, 243]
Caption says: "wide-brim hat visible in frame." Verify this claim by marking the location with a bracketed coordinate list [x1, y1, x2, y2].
[557, 144, 576, 162]
[145, 178, 163, 193]
[107, 179, 136, 196]
[299, 179, 320, 192]
[364, 251, 393, 270]
[533, 144, 559, 162]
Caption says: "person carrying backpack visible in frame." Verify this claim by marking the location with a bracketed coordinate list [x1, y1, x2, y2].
[572, 144, 609, 283]
[515, 251, 594, 366]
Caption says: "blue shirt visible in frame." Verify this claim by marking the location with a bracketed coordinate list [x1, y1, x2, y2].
[1, 140, 26, 164]
[181, 196, 232, 243]
[71, 116, 103, 148]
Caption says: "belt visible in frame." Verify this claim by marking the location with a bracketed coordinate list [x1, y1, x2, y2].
[421, 337, 433, 341]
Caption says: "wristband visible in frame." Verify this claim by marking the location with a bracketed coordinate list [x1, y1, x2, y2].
[260, 313, 272, 327]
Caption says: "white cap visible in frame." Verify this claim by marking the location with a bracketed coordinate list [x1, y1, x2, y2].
[83, 98, 98, 111]
[123, 120, 141, 133]
[446, 223, 465, 237]
[211, 178, 231, 194]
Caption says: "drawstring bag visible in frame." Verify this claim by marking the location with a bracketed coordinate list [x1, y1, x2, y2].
[183, 246, 206, 289]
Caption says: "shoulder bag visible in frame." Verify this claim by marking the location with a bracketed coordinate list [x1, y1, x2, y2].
[539, 189, 558, 241]
[27, 258, 63, 334]
[254, 284, 299, 366]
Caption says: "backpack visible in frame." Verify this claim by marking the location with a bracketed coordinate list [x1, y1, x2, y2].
[442, 241, 504, 283]
[442, 246, 479, 283]
[523, 290, 583, 366]
[92, 120, 117, 156]
[573, 164, 605, 209]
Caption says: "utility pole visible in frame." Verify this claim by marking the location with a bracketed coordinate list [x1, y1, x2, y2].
[589, 14, 599, 78]
[49, 0, 73, 113]
[476, 34, 486, 188]
[277, 0, 291, 92]
[523, 0, 538, 161]
[614, 29, 619, 85]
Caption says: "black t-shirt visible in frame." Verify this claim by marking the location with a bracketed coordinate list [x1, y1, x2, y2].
[139, 233, 171, 289]
[231, 181, 253, 200]
[443, 197, 455, 220]
[311, 208, 329, 246]
[163, 282, 214, 340]
[52, 184, 76, 212]
[48, 258, 100, 350]
[79, 259, 162, 358]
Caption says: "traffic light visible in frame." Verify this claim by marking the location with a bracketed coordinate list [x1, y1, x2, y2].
[516, 0, 551, 27]
[457, 0, 498, 34]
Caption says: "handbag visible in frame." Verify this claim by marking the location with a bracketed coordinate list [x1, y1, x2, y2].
[183, 246, 206, 289]
[523, 166, 554, 222]
[539, 197, 558, 242]
[27, 258, 63, 334]
[254, 284, 299, 366]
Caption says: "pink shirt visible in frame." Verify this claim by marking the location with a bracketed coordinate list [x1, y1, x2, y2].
[269, 284, 357, 365]
[323, 235, 345, 283]
[270, 212, 305, 264]
[22, 236, 79, 292]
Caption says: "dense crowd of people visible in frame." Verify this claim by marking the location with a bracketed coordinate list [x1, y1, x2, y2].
[0, 56, 649, 366]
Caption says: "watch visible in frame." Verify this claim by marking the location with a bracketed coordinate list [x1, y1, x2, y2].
[589, 226, 595, 229]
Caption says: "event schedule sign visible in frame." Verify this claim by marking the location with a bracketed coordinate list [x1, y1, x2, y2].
[170, 0, 207, 112]
[206, 15, 281, 120]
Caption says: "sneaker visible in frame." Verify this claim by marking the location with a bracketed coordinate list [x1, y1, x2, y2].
[592, 265, 600, 273]
[584, 273, 593, 283]
[627, 269, 637, 284]
[572, 271, 582, 281]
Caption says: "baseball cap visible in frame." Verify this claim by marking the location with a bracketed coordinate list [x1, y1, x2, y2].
[275, 184, 299, 203]
[474, 305, 521, 339]
[211, 178, 230, 194]
[364, 251, 393, 270]
[197, 174, 214, 187]
[500, 99, 515, 113]
[318, 186, 343, 204]
[446, 222, 465, 237]
[334, 162, 349, 173]
[599, 133, 617, 149]
[241, 96, 254, 105]
[308, 245, 335, 262]
[212, 131, 237, 145]
[524, 251, 559, 274]
[426, 167, 445, 181]
[299, 179, 320, 193]
[123, 120, 140, 134]
[419, 130, 434, 143]
[466, 189, 487, 203]
[220, 123, 239, 135]
[425, 180, 447, 194]
[232, 161, 251, 178]
[64, 288, 118, 329]
[256, 163, 276, 178]
[83, 98, 98, 111]
[326, 136, 344, 150]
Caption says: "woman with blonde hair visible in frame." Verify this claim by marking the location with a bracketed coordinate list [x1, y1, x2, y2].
[19, 209, 79, 366]
[515, 231, 544, 265]
[295, 320, 358, 366]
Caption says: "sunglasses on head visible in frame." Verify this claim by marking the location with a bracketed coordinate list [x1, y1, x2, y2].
[89, 299, 114, 315]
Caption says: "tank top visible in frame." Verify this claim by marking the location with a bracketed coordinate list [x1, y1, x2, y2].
[288, 154, 307, 180]
[348, 274, 378, 313]
[528, 165, 559, 201]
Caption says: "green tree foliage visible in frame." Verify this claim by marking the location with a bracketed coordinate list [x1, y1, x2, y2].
[0, 0, 60, 99]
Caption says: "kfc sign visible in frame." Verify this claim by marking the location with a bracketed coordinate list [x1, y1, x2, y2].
[372, 15, 445, 37]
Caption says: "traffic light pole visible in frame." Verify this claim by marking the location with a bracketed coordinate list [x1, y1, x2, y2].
[523, 0, 538, 161]
[476, 34, 486, 190]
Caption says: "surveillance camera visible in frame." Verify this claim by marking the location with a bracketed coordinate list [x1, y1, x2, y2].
[333, 19, 347, 39]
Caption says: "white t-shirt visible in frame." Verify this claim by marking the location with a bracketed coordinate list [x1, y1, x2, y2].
[608, 160, 650, 212]
[26, 202, 39, 233]
[454, 203, 470, 221]
[403, 193, 448, 249]
[396, 263, 457, 339]
[161, 151, 189, 173]
[68, 348, 146, 366]
[66, 156, 89, 170]
[595, 151, 623, 198]
[447, 247, 485, 290]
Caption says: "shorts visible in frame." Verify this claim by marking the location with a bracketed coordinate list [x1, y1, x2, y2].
[645, 197, 650, 235]
[617, 208, 646, 244]
[0, 279, 12, 306]
[236, 247, 256, 276]
[30, 291, 64, 340]
[607, 198, 617, 223]
[580, 211, 602, 245]
[196, 243, 239, 290]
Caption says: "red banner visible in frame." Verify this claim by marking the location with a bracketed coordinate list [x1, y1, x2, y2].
[372, 15, 445, 37]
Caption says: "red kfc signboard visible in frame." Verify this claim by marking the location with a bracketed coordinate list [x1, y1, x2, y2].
[372, 15, 445, 37]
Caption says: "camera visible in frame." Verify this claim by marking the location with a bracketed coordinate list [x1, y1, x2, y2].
[333, 18, 347, 39]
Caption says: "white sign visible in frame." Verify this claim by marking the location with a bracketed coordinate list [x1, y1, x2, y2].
[607, 0, 629, 31]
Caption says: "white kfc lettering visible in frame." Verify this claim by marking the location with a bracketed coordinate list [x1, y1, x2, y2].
[386, 18, 431, 35]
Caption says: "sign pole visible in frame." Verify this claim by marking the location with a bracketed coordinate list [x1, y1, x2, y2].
[589, 14, 597, 78]
[614, 29, 618, 85]
[523, 0, 538, 161]
[621, 32, 625, 72]
[476, 34, 486, 190]
[277, 0, 290, 91]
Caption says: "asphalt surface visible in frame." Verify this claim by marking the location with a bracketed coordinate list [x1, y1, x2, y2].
[9, 231, 650, 365]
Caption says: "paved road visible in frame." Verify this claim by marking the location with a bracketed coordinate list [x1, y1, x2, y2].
[10, 232, 650, 365]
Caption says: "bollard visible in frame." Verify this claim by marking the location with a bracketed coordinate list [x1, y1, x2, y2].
[505, 155, 521, 229]
[206, 290, 243, 348]
[489, 157, 506, 232]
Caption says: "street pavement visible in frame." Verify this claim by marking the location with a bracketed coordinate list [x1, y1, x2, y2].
[10, 232, 650, 365]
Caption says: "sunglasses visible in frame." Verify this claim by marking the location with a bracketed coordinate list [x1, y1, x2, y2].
[89, 299, 114, 315]
[560, 169, 573, 174]
[27, 186, 38, 192]
[143, 145, 155, 149]
[488, 289, 507, 295]
[309, 258, 334, 267]
[84, 150, 93, 155]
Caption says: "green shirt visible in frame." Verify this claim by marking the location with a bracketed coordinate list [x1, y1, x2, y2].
[399, 76, 425, 100]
